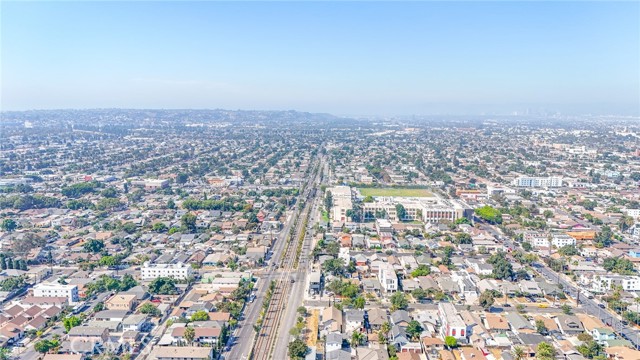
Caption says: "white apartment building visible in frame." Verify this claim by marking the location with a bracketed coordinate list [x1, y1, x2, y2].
[141, 262, 193, 280]
[625, 208, 640, 219]
[526, 232, 576, 248]
[592, 275, 640, 293]
[513, 176, 563, 188]
[33, 282, 79, 304]
[378, 263, 398, 293]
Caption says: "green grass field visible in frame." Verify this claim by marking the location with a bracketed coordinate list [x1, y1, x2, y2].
[358, 187, 433, 197]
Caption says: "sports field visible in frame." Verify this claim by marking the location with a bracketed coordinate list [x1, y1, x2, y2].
[358, 187, 433, 197]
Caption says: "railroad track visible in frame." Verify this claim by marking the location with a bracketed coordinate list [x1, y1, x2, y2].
[251, 156, 322, 360]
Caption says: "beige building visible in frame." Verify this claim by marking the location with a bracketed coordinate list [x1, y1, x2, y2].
[105, 294, 137, 311]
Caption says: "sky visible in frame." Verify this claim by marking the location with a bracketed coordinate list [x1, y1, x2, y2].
[2, 1, 639, 116]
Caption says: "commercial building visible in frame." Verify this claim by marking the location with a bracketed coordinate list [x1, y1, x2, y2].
[362, 197, 472, 223]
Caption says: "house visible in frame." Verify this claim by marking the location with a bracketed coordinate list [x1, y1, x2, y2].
[356, 347, 389, 360]
[171, 326, 221, 345]
[556, 315, 585, 335]
[390, 325, 411, 351]
[105, 294, 137, 311]
[321, 306, 343, 334]
[325, 332, 343, 353]
[94, 310, 128, 322]
[122, 314, 148, 332]
[421, 336, 445, 354]
[345, 310, 365, 334]
[309, 272, 323, 295]
[367, 308, 388, 330]
[592, 327, 616, 343]
[150, 346, 213, 360]
[390, 310, 411, 328]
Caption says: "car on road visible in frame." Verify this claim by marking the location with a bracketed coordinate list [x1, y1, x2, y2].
[291, 279, 295, 283]
[598, 303, 606, 309]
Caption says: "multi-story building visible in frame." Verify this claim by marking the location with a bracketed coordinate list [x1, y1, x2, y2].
[141, 262, 193, 280]
[526, 232, 576, 248]
[438, 303, 468, 342]
[378, 263, 398, 293]
[592, 275, 640, 293]
[362, 197, 472, 223]
[512, 176, 563, 188]
[33, 282, 79, 304]
[328, 186, 353, 224]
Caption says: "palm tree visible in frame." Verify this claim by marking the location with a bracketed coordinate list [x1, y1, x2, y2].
[351, 331, 365, 348]
[512, 346, 525, 360]
[184, 326, 196, 345]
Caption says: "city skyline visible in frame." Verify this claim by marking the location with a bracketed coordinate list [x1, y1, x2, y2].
[2, 1, 639, 116]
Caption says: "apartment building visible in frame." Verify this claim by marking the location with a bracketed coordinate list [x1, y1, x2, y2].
[512, 176, 563, 188]
[592, 275, 640, 293]
[141, 262, 193, 280]
[328, 186, 353, 223]
[438, 302, 468, 343]
[33, 282, 79, 304]
[378, 263, 398, 293]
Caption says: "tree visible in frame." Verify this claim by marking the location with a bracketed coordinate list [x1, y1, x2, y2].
[1, 219, 17, 232]
[167, 198, 176, 209]
[191, 310, 210, 321]
[354, 297, 365, 309]
[34, 339, 59, 354]
[152, 222, 168, 233]
[595, 225, 613, 247]
[390, 292, 408, 311]
[322, 258, 346, 277]
[478, 290, 496, 310]
[83, 239, 105, 253]
[99, 255, 117, 267]
[535, 319, 548, 335]
[140, 303, 161, 317]
[543, 210, 553, 219]
[93, 302, 105, 312]
[395, 204, 407, 221]
[288, 338, 308, 360]
[0, 348, 10, 360]
[101, 187, 118, 198]
[63, 315, 82, 333]
[176, 173, 189, 184]
[512, 346, 525, 360]
[522, 242, 533, 251]
[406, 320, 423, 340]
[148, 277, 177, 295]
[351, 331, 365, 347]
[576, 340, 603, 359]
[181, 212, 197, 233]
[412, 288, 428, 301]
[561, 304, 573, 315]
[444, 336, 457, 349]
[297, 306, 308, 317]
[183, 326, 195, 345]
[474, 205, 502, 224]
[454, 232, 472, 244]
[324, 191, 333, 212]
[536, 342, 556, 360]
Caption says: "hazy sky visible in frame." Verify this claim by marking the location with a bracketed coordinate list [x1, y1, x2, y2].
[2, 1, 639, 116]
